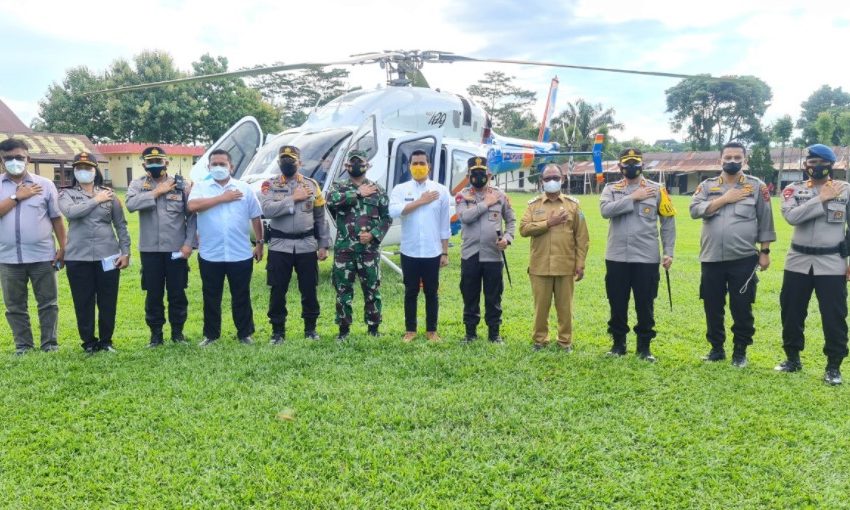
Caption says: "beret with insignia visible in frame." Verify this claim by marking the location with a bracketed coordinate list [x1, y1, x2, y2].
[72, 152, 98, 168]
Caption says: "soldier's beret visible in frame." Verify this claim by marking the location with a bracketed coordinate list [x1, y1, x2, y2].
[141, 146, 166, 160]
[467, 156, 488, 171]
[806, 144, 836, 163]
[279, 145, 301, 161]
[72, 152, 98, 168]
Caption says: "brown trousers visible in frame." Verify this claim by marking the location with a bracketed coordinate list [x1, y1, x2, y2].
[530, 274, 574, 347]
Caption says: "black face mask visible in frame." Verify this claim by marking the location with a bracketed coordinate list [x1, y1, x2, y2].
[146, 164, 165, 179]
[348, 161, 366, 177]
[469, 170, 488, 188]
[722, 162, 742, 174]
[621, 164, 642, 179]
[807, 164, 832, 180]
[279, 159, 297, 177]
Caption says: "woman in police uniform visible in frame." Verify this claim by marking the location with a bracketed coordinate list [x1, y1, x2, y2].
[58, 153, 131, 354]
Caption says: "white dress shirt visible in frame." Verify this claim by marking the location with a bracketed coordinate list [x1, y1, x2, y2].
[389, 179, 451, 258]
[188, 177, 262, 262]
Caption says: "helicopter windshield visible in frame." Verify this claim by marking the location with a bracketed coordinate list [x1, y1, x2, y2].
[240, 128, 352, 187]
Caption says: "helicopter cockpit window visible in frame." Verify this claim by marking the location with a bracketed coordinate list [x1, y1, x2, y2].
[241, 129, 352, 188]
[392, 137, 437, 186]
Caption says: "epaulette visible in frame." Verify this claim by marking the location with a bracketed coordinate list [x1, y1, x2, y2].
[611, 179, 625, 190]
[565, 195, 579, 204]
[528, 196, 541, 205]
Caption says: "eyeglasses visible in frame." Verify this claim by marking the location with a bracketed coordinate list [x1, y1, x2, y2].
[542, 176, 561, 182]
[2, 155, 26, 162]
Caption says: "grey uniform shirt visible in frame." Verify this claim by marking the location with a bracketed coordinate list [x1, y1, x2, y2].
[782, 179, 850, 276]
[0, 172, 61, 264]
[600, 178, 676, 263]
[125, 176, 197, 252]
[455, 186, 516, 262]
[690, 174, 776, 262]
[258, 174, 329, 254]
[59, 186, 131, 261]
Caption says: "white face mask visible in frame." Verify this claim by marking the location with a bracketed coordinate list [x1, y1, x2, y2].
[209, 165, 230, 181]
[4, 159, 26, 176]
[74, 169, 95, 184]
[543, 179, 562, 193]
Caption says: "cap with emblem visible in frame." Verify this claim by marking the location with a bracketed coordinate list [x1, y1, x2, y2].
[806, 144, 836, 163]
[618, 148, 643, 164]
[141, 146, 166, 160]
[72, 152, 98, 168]
[279, 145, 301, 161]
[347, 149, 368, 162]
[467, 156, 488, 172]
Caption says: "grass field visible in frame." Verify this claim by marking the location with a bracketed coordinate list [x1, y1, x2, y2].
[2, 192, 850, 508]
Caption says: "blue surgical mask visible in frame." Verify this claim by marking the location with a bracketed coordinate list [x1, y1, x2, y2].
[209, 165, 230, 181]
[74, 169, 95, 184]
[4, 159, 25, 176]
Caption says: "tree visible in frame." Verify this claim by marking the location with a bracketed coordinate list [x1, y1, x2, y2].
[252, 66, 350, 129]
[665, 75, 772, 150]
[550, 99, 623, 152]
[467, 71, 537, 136]
[747, 142, 775, 186]
[34, 67, 112, 142]
[796, 85, 850, 145]
[771, 114, 793, 173]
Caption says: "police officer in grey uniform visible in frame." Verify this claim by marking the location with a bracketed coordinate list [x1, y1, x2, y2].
[60, 154, 131, 354]
[690, 141, 775, 367]
[126, 146, 197, 347]
[776, 144, 849, 385]
[258, 145, 329, 344]
[600, 148, 676, 361]
[455, 156, 516, 344]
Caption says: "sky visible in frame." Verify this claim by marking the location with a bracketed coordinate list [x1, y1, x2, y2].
[1, 0, 848, 144]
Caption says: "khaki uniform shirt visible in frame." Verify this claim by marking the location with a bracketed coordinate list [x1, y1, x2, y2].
[520, 193, 589, 276]
[258, 174, 329, 254]
[125, 175, 197, 252]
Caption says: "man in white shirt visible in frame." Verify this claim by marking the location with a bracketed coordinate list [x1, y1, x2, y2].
[188, 149, 264, 346]
[389, 149, 451, 342]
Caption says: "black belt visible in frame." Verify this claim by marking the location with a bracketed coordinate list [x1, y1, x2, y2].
[791, 243, 841, 255]
[269, 228, 315, 240]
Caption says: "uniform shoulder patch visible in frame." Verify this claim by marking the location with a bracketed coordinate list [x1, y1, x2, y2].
[782, 186, 795, 199]
[261, 180, 272, 194]
[528, 196, 541, 205]
[455, 192, 465, 204]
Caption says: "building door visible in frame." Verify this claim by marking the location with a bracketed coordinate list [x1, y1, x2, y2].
[126, 167, 132, 185]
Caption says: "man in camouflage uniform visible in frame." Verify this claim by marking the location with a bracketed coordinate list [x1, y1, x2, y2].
[258, 145, 329, 344]
[325, 150, 391, 341]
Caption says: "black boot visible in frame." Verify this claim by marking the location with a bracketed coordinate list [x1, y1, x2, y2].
[488, 325, 504, 344]
[607, 338, 627, 357]
[636, 339, 656, 362]
[367, 325, 380, 337]
[731, 345, 747, 368]
[337, 325, 350, 342]
[148, 328, 164, 348]
[775, 350, 802, 372]
[171, 325, 187, 344]
[304, 319, 320, 341]
[462, 325, 477, 344]
[702, 347, 726, 362]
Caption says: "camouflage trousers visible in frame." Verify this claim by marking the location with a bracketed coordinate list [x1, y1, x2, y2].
[331, 249, 382, 327]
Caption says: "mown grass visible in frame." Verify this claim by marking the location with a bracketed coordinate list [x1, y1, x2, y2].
[1, 193, 849, 508]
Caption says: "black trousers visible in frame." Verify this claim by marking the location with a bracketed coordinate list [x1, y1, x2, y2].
[140, 252, 189, 332]
[401, 254, 441, 332]
[780, 268, 848, 366]
[700, 254, 759, 350]
[198, 257, 254, 340]
[459, 254, 503, 334]
[66, 260, 120, 350]
[267, 250, 319, 333]
[605, 260, 660, 349]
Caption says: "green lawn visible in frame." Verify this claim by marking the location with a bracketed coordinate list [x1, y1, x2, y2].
[1, 193, 849, 508]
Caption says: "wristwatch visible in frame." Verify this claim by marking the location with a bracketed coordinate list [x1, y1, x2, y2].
[9, 194, 18, 202]
[759, 248, 770, 255]
[255, 240, 264, 245]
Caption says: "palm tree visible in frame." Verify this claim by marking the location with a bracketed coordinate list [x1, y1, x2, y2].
[551, 99, 624, 151]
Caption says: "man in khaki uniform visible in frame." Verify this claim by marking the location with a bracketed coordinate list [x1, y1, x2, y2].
[520, 164, 589, 351]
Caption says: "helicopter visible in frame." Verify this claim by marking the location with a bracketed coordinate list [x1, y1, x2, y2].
[95, 50, 709, 272]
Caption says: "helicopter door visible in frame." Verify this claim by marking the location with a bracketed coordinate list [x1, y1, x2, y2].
[387, 129, 443, 190]
[325, 114, 381, 193]
[190, 116, 263, 182]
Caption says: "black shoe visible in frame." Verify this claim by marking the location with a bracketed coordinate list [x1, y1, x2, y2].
[269, 333, 284, 346]
[101, 345, 117, 353]
[14, 347, 32, 356]
[83, 346, 98, 355]
[305, 330, 320, 341]
[607, 343, 627, 357]
[238, 336, 254, 345]
[171, 329, 187, 344]
[637, 350, 657, 363]
[42, 345, 59, 353]
[731, 353, 748, 368]
[367, 326, 380, 337]
[774, 359, 802, 372]
[489, 335, 504, 344]
[336, 331, 349, 342]
[462, 334, 478, 344]
[824, 368, 843, 385]
[199, 337, 218, 347]
[533, 344, 546, 351]
[148, 331, 164, 348]
[702, 348, 726, 362]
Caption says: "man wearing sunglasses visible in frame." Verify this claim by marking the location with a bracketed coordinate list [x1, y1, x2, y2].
[0, 138, 66, 355]
[520, 164, 589, 352]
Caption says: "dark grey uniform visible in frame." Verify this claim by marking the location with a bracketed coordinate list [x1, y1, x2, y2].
[258, 174, 329, 335]
[780, 179, 850, 368]
[690, 173, 775, 354]
[126, 175, 197, 339]
[600, 178, 676, 351]
[455, 186, 516, 340]
[59, 186, 130, 351]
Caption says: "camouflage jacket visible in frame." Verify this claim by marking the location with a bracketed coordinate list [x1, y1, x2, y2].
[325, 178, 391, 253]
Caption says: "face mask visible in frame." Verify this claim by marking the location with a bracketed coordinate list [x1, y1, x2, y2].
[543, 179, 562, 193]
[621, 164, 642, 179]
[469, 170, 488, 188]
[280, 159, 298, 177]
[209, 165, 231, 181]
[348, 161, 366, 177]
[722, 162, 742, 174]
[146, 163, 165, 178]
[807, 164, 832, 180]
[4, 159, 25, 176]
[410, 164, 429, 181]
[74, 169, 95, 184]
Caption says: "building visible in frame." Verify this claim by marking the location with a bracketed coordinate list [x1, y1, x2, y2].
[95, 143, 205, 188]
